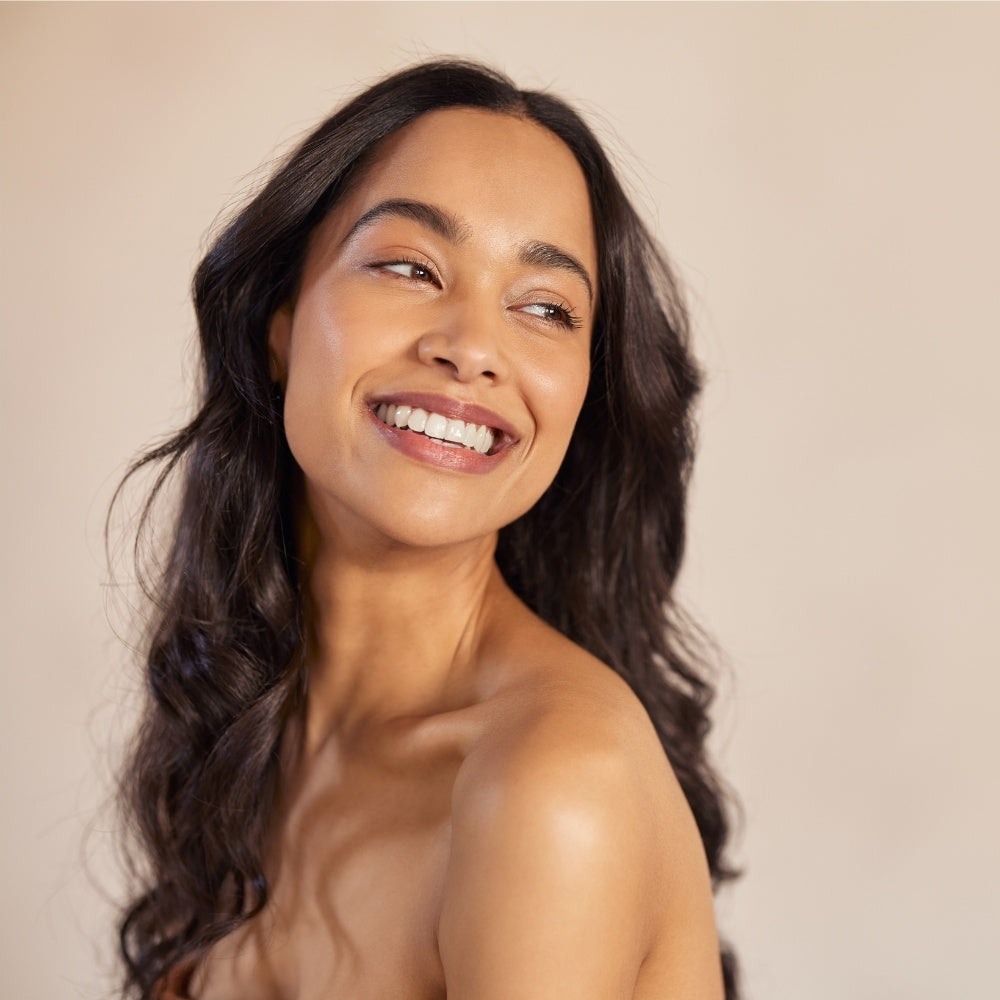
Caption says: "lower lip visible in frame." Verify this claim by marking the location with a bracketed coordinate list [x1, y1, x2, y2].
[367, 409, 506, 474]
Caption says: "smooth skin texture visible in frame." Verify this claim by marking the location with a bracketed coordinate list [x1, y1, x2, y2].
[186, 109, 723, 1000]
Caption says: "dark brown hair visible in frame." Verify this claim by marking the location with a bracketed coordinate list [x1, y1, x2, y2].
[114, 59, 739, 997]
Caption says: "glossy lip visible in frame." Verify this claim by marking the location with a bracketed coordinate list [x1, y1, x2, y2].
[366, 391, 520, 448]
[365, 391, 520, 474]
[367, 407, 511, 474]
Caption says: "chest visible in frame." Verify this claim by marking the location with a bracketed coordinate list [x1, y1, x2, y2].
[193, 751, 456, 1000]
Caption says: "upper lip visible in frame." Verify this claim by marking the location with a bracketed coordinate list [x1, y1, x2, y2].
[368, 391, 520, 443]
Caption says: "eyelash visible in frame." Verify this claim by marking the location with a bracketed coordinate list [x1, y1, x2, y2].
[370, 258, 583, 331]
[371, 258, 439, 284]
[528, 301, 583, 330]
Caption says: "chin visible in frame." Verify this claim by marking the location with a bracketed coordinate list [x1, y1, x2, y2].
[373, 519, 500, 554]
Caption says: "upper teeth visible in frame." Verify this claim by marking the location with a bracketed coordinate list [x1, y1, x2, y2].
[375, 403, 495, 455]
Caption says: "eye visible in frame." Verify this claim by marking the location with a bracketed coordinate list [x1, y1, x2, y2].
[373, 259, 439, 285]
[520, 301, 583, 330]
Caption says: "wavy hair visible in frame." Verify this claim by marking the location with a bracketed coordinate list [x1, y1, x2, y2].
[114, 59, 739, 997]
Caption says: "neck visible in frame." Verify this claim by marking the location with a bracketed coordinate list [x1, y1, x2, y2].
[298, 522, 506, 751]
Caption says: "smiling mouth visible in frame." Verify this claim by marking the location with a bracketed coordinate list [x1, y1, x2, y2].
[374, 402, 497, 455]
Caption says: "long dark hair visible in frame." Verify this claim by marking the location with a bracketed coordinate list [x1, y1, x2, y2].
[114, 59, 739, 997]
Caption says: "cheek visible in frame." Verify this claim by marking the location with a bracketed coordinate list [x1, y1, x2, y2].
[287, 294, 354, 372]
[280, 302, 362, 465]
[505, 354, 590, 524]
[535, 352, 591, 445]
[284, 288, 387, 403]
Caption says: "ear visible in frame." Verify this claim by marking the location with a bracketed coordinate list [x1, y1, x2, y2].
[268, 303, 293, 385]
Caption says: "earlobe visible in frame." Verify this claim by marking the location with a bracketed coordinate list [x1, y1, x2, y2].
[268, 303, 293, 384]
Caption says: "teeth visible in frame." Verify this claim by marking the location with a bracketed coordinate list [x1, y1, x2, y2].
[425, 413, 447, 440]
[445, 419, 467, 444]
[374, 404, 496, 454]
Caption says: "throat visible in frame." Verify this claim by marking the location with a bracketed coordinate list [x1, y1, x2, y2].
[299, 554, 505, 743]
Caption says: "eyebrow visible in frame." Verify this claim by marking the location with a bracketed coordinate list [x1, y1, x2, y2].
[343, 198, 594, 304]
[343, 198, 469, 245]
[518, 241, 593, 305]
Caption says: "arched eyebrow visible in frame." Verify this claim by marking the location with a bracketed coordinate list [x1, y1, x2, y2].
[344, 198, 594, 305]
[518, 241, 593, 306]
[344, 198, 470, 245]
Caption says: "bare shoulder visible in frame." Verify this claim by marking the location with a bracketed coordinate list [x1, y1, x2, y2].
[438, 623, 723, 999]
[462, 621, 698, 859]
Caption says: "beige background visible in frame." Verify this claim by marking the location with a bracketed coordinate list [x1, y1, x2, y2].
[2, 2, 998, 997]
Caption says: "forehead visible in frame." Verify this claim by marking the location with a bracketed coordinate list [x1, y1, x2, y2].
[319, 108, 597, 278]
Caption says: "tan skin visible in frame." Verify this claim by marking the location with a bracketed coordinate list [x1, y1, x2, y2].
[183, 109, 722, 1000]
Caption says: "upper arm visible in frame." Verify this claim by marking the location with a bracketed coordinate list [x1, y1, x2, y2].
[437, 695, 722, 1000]
[439, 739, 651, 999]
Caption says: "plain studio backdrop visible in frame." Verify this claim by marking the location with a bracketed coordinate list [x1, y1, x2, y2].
[1, 3, 997, 998]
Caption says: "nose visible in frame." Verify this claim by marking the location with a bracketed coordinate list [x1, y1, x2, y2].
[415, 303, 508, 383]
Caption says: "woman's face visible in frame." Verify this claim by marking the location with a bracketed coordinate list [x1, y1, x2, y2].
[270, 108, 597, 551]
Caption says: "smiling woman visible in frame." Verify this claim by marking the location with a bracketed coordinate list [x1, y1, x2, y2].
[113, 60, 738, 1000]
[271, 109, 595, 551]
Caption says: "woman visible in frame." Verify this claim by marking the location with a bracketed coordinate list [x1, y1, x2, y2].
[116, 60, 738, 999]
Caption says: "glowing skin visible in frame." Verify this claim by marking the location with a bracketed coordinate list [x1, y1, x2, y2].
[269, 108, 597, 554]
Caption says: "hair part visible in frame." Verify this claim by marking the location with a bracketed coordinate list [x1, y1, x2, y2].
[114, 58, 739, 998]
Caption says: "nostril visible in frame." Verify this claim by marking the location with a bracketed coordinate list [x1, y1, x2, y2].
[433, 356, 495, 380]
[418, 333, 502, 382]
